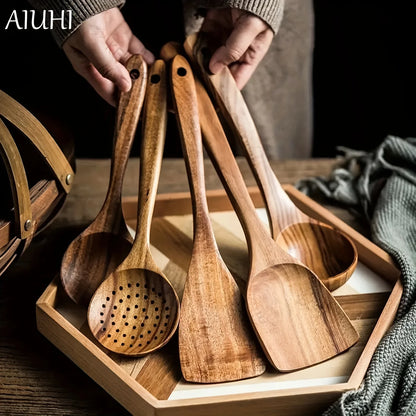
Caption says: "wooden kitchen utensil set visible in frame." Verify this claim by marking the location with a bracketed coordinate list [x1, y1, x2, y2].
[59, 35, 359, 384]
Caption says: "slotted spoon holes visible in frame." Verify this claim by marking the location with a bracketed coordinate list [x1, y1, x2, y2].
[88, 269, 178, 356]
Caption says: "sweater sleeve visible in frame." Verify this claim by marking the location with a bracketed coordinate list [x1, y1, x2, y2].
[196, 0, 284, 34]
[28, 0, 125, 47]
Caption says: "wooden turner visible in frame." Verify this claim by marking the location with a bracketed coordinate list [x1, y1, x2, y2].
[191, 58, 359, 371]
[171, 55, 266, 383]
[184, 33, 358, 291]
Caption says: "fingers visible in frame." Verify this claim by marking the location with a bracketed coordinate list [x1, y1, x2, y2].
[206, 10, 273, 89]
[109, 24, 155, 65]
[63, 44, 120, 105]
[128, 36, 155, 64]
[230, 29, 273, 89]
[208, 14, 261, 72]
[229, 62, 253, 90]
[62, 8, 155, 106]
[78, 33, 133, 92]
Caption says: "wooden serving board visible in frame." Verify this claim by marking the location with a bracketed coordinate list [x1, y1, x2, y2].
[36, 186, 402, 416]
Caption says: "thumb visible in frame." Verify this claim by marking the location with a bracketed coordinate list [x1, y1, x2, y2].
[208, 17, 260, 74]
[82, 36, 132, 92]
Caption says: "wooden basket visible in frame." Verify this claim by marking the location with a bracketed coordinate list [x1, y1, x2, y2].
[36, 186, 402, 415]
[0, 89, 75, 276]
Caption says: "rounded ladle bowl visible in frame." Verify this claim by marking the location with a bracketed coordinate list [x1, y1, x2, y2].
[276, 222, 358, 291]
[60, 55, 147, 305]
[61, 233, 133, 304]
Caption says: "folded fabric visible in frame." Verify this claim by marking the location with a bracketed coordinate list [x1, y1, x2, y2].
[297, 136, 416, 415]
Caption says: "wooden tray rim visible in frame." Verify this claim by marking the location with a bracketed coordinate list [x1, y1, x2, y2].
[36, 185, 403, 414]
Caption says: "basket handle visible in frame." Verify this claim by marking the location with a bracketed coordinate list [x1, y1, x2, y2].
[0, 118, 33, 239]
[0, 90, 74, 194]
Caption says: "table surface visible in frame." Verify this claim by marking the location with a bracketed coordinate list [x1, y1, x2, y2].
[0, 157, 367, 415]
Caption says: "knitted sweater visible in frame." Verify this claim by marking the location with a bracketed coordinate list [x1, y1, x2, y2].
[28, 0, 284, 47]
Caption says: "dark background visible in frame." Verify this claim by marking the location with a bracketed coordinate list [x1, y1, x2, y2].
[0, 0, 415, 159]
[312, 1, 416, 157]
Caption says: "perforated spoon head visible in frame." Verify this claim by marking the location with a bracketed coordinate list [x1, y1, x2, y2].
[88, 59, 179, 356]
[88, 268, 179, 356]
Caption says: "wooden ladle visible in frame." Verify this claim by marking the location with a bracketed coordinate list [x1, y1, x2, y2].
[60, 55, 147, 305]
[171, 55, 266, 382]
[192, 58, 359, 371]
[88, 60, 180, 356]
[185, 34, 358, 291]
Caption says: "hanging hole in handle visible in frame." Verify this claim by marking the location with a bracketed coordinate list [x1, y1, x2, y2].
[130, 69, 140, 79]
[150, 74, 161, 84]
[177, 67, 187, 77]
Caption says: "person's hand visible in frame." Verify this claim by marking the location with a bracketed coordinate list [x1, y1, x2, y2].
[63, 7, 155, 106]
[200, 8, 273, 89]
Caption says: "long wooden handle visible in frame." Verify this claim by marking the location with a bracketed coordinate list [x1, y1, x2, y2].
[99, 55, 147, 223]
[124, 60, 167, 268]
[185, 33, 302, 238]
[0, 119, 32, 239]
[162, 43, 262, 243]
[0, 89, 74, 194]
[194, 73, 279, 267]
[170, 55, 214, 242]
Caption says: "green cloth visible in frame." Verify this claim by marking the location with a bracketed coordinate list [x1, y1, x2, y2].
[298, 136, 416, 415]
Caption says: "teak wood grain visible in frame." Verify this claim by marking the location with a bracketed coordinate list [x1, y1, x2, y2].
[60, 55, 147, 305]
[134, 336, 182, 400]
[193, 60, 359, 371]
[32, 165, 402, 416]
[88, 60, 180, 357]
[171, 54, 266, 383]
[35, 183, 401, 415]
[184, 34, 358, 292]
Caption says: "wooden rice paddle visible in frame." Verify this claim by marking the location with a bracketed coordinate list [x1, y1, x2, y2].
[171, 55, 266, 382]
[88, 60, 180, 356]
[184, 33, 358, 291]
[60, 55, 147, 305]
[192, 57, 359, 371]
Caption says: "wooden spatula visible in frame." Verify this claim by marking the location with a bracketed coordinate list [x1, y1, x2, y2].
[170, 54, 266, 383]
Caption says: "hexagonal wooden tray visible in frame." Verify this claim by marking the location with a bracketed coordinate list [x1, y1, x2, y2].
[36, 186, 402, 416]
